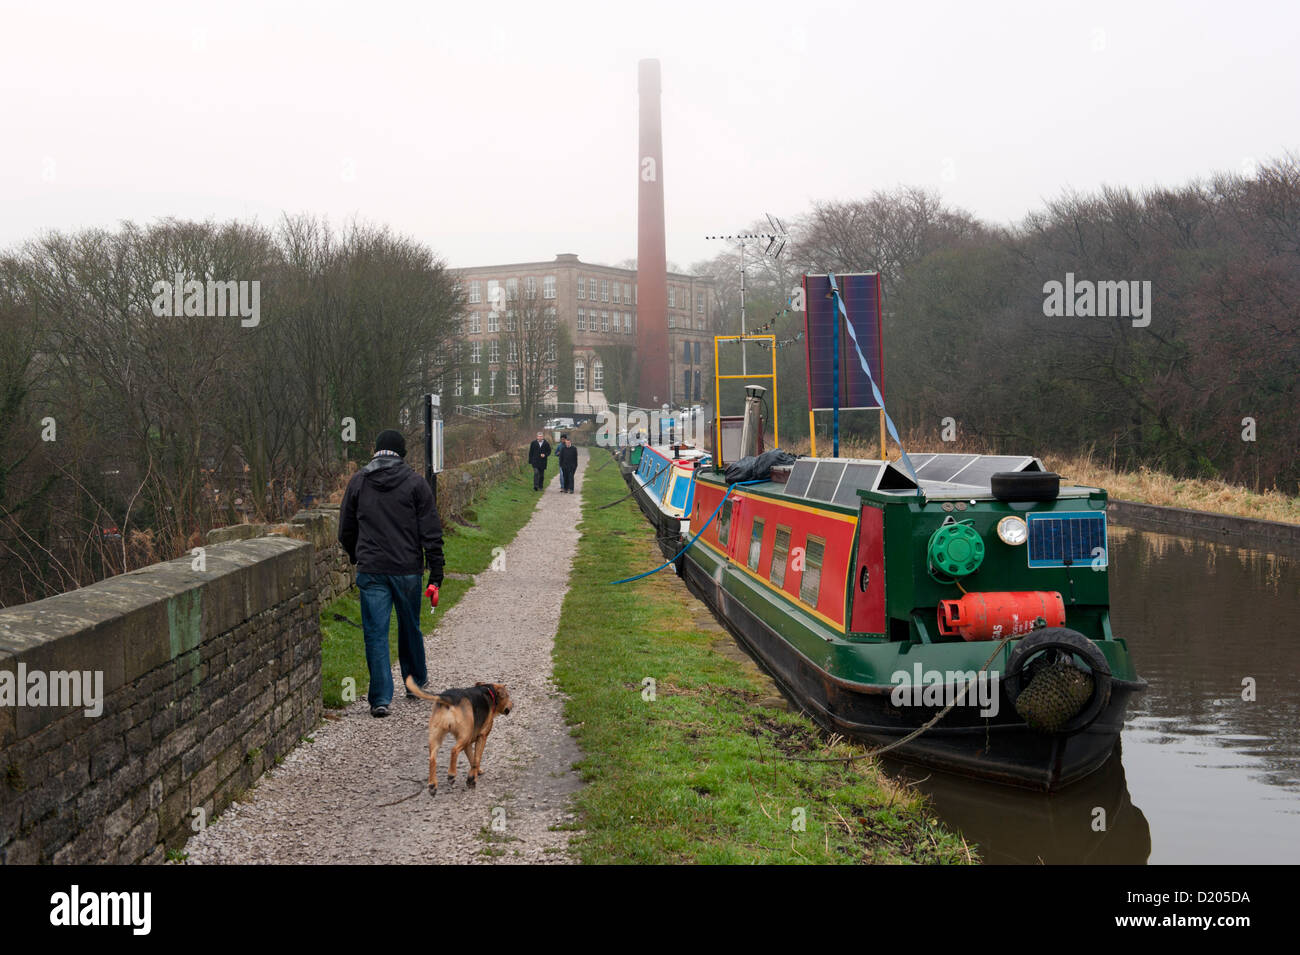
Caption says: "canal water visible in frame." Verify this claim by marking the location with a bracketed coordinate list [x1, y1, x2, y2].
[884, 523, 1300, 864]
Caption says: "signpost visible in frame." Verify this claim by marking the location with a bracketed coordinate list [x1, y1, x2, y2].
[424, 393, 443, 511]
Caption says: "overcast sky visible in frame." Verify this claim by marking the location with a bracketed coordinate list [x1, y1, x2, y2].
[3, 0, 1297, 271]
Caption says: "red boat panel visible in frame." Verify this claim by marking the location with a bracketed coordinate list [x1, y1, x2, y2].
[849, 504, 887, 635]
[691, 482, 855, 630]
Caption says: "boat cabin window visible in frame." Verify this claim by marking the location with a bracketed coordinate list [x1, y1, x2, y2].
[718, 499, 732, 547]
[800, 536, 825, 607]
[770, 526, 792, 588]
[747, 518, 765, 572]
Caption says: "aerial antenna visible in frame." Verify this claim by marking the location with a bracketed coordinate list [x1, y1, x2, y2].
[706, 214, 789, 374]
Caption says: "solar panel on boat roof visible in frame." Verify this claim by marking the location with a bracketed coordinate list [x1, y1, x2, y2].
[806, 461, 846, 502]
[832, 463, 884, 506]
[784, 459, 815, 497]
[912, 454, 1040, 491]
[783, 454, 1036, 501]
[950, 455, 1039, 488]
[913, 454, 979, 483]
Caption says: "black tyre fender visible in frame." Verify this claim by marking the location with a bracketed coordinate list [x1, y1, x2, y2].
[1002, 627, 1112, 734]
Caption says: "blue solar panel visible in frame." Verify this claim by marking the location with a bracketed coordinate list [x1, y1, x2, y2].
[803, 273, 883, 411]
[1027, 512, 1107, 568]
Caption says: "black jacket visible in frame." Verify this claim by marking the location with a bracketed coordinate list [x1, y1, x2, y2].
[529, 439, 552, 469]
[338, 454, 444, 583]
[558, 444, 578, 472]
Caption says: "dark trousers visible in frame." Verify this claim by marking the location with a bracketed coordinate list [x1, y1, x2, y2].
[533, 465, 547, 490]
[560, 467, 576, 492]
[356, 572, 427, 705]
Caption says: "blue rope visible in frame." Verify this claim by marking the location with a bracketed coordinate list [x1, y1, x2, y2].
[608, 477, 767, 585]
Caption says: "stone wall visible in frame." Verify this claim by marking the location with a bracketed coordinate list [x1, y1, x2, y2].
[432, 449, 523, 527]
[0, 447, 524, 864]
[0, 537, 320, 864]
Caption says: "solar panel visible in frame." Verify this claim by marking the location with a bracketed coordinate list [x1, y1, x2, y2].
[803, 273, 883, 412]
[806, 461, 846, 502]
[1027, 512, 1107, 568]
[911, 454, 1041, 490]
[833, 463, 885, 506]
[780, 455, 1044, 504]
[949, 455, 1040, 488]
[914, 453, 979, 483]
[784, 459, 815, 497]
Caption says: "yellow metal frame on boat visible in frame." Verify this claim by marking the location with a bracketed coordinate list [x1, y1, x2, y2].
[808, 408, 888, 460]
[713, 335, 778, 459]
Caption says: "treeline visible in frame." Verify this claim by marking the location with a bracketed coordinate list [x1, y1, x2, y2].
[695, 154, 1300, 493]
[0, 217, 463, 605]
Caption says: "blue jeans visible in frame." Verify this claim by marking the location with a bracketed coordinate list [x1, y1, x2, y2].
[356, 572, 427, 706]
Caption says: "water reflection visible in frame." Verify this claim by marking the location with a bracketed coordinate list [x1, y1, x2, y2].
[884, 750, 1150, 864]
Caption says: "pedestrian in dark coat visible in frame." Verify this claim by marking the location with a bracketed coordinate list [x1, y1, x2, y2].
[558, 434, 578, 493]
[338, 429, 444, 717]
[528, 431, 552, 491]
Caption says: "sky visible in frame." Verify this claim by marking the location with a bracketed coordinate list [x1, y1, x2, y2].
[2, 0, 1297, 271]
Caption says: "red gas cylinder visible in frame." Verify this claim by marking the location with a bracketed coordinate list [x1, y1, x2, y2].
[937, 591, 1066, 641]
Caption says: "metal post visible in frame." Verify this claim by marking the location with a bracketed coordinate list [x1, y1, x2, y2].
[739, 242, 747, 376]
[831, 289, 840, 458]
[425, 393, 441, 512]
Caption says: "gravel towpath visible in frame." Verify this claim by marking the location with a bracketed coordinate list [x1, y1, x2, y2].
[186, 451, 587, 864]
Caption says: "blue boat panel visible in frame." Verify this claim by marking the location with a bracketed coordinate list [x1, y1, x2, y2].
[670, 473, 691, 510]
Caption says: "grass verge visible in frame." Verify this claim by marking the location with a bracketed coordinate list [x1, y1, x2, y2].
[320, 459, 538, 708]
[552, 451, 973, 864]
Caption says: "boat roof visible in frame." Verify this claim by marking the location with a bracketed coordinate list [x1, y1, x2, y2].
[699, 452, 1100, 508]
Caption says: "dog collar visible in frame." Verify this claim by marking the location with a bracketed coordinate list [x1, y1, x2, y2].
[484, 686, 496, 706]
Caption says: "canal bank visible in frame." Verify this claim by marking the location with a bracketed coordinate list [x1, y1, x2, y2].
[1108, 499, 1300, 557]
[552, 455, 972, 864]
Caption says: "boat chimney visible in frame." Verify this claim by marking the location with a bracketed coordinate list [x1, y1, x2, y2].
[740, 384, 766, 458]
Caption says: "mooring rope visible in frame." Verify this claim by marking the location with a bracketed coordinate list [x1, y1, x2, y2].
[608, 477, 766, 585]
[775, 634, 1016, 763]
[598, 461, 669, 510]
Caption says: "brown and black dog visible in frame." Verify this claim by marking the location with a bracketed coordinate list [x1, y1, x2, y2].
[405, 677, 512, 795]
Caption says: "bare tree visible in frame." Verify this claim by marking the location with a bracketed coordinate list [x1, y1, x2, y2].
[499, 284, 558, 426]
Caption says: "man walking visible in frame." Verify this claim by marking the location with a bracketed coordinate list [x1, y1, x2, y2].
[528, 430, 551, 491]
[557, 433, 578, 494]
[338, 429, 444, 718]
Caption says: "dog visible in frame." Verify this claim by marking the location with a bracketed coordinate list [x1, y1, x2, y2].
[405, 677, 512, 795]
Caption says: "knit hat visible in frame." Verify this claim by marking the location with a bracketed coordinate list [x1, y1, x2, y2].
[374, 429, 406, 458]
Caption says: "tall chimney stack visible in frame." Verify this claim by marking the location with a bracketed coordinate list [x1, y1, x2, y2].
[635, 58, 669, 409]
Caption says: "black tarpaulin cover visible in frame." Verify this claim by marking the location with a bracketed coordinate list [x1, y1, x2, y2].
[724, 449, 799, 484]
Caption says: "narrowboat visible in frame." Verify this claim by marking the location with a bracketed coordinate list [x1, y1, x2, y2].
[620, 397, 1146, 792]
[629, 442, 710, 541]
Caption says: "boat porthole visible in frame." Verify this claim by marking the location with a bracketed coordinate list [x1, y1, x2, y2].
[859, 566, 869, 591]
